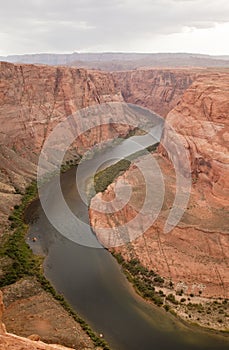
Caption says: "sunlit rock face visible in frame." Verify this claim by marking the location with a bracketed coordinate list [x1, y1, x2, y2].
[161, 72, 229, 204]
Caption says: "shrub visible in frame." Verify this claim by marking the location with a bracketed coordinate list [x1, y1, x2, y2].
[94, 159, 131, 193]
[176, 289, 183, 296]
[166, 294, 178, 305]
[154, 276, 164, 284]
[164, 304, 170, 312]
[113, 253, 124, 264]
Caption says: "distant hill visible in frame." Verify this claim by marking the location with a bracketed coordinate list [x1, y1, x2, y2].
[1, 52, 229, 71]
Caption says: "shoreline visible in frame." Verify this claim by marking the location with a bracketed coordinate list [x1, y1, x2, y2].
[110, 254, 229, 340]
[110, 252, 229, 334]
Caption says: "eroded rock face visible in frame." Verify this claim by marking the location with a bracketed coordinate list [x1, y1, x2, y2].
[0, 62, 196, 348]
[90, 71, 229, 299]
[1, 61, 228, 343]
[161, 72, 229, 204]
[0, 62, 123, 156]
[0, 62, 125, 229]
[0, 63, 196, 230]
[112, 69, 195, 117]
[0, 62, 126, 349]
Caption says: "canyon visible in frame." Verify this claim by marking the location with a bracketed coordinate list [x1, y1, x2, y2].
[0, 61, 228, 348]
[0, 62, 194, 230]
[90, 71, 229, 296]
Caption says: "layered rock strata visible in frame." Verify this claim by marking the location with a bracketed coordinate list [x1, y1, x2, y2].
[90, 72, 229, 299]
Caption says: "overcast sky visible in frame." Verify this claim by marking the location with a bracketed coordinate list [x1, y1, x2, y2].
[0, 0, 229, 56]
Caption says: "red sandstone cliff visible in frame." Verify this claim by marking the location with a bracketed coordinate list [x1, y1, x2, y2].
[161, 72, 229, 204]
[0, 62, 127, 348]
[0, 61, 122, 157]
[0, 62, 124, 228]
[90, 71, 229, 300]
[0, 63, 195, 229]
[112, 69, 195, 117]
[1, 61, 228, 340]
[1, 63, 228, 299]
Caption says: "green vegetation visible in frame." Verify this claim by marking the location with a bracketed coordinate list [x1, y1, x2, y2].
[164, 304, 170, 312]
[0, 182, 41, 287]
[61, 157, 81, 173]
[126, 143, 159, 162]
[154, 276, 164, 284]
[192, 176, 198, 184]
[94, 159, 131, 193]
[166, 294, 179, 305]
[93, 142, 159, 195]
[176, 289, 184, 296]
[112, 253, 165, 307]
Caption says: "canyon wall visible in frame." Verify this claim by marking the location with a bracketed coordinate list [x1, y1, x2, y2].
[161, 71, 229, 204]
[0, 63, 194, 229]
[0, 62, 123, 228]
[1, 61, 228, 344]
[1, 62, 228, 298]
[0, 61, 122, 157]
[0, 62, 128, 349]
[0, 62, 196, 347]
[112, 69, 195, 117]
[90, 71, 229, 299]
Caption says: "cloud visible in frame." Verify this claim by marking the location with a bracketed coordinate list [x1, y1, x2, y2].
[0, 0, 229, 54]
